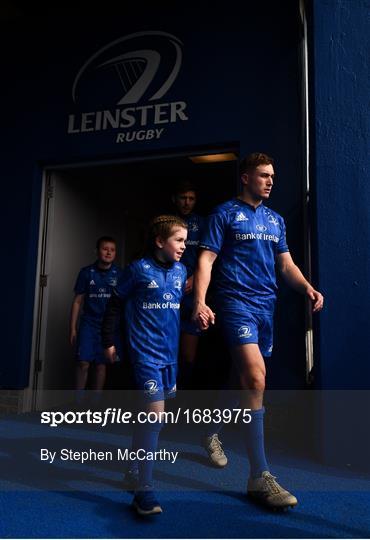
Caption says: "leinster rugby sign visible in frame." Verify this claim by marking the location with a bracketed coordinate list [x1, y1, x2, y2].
[67, 31, 188, 144]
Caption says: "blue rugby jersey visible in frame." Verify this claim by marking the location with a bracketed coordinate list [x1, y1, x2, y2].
[109, 257, 187, 366]
[74, 263, 122, 326]
[199, 199, 289, 314]
[181, 213, 205, 277]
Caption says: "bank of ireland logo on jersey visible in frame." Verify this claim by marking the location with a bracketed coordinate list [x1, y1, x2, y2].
[238, 326, 252, 338]
[256, 224, 267, 232]
[163, 292, 173, 300]
[144, 379, 159, 395]
[68, 31, 188, 144]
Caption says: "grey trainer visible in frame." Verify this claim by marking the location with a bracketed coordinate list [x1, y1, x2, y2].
[247, 471, 298, 510]
[204, 434, 228, 467]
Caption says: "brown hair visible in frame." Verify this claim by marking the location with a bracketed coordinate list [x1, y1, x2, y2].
[147, 215, 188, 252]
[96, 236, 116, 249]
[240, 152, 274, 175]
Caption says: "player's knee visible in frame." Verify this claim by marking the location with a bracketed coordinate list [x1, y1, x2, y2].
[77, 361, 89, 373]
[95, 364, 106, 373]
[248, 373, 265, 391]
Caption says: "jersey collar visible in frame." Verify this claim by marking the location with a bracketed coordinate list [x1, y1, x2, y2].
[234, 197, 265, 212]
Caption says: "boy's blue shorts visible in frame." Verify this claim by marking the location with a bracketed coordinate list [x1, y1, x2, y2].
[218, 308, 274, 357]
[133, 362, 177, 402]
[76, 320, 122, 364]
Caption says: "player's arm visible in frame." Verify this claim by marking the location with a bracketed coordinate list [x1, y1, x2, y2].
[101, 292, 123, 363]
[192, 249, 218, 328]
[185, 274, 194, 294]
[276, 252, 324, 312]
[70, 294, 84, 346]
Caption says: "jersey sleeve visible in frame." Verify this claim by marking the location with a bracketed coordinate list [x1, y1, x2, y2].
[277, 218, 289, 254]
[199, 208, 228, 254]
[73, 268, 87, 295]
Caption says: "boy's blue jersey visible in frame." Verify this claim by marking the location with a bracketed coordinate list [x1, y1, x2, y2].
[199, 199, 289, 314]
[74, 263, 122, 326]
[181, 213, 205, 277]
[114, 257, 187, 366]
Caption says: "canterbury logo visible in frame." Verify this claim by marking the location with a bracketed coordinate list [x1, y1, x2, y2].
[147, 280, 159, 288]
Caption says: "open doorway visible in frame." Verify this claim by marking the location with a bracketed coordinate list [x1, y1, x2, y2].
[30, 150, 239, 410]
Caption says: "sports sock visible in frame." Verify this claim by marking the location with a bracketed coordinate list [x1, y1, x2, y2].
[134, 421, 163, 488]
[242, 407, 269, 478]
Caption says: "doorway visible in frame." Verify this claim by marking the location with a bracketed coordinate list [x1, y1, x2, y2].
[30, 150, 239, 410]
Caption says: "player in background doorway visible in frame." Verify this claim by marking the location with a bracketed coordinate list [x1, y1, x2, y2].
[70, 236, 123, 405]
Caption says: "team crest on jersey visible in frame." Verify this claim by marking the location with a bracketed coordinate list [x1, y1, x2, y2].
[163, 292, 173, 300]
[189, 222, 199, 232]
[268, 215, 279, 226]
[108, 278, 117, 286]
[256, 224, 267, 232]
[168, 384, 177, 394]
[147, 280, 159, 288]
[238, 326, 252, 338]
[89, 280, 95, 285]
[235, 212, 248, 222]
[174, 278, 182, 289]
[144, 379, 159, 395]
[268, 345, 273, 353]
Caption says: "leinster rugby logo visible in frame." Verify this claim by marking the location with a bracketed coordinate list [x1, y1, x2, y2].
[144, 379, 159, 395]
[163, 292, 173, 300]
[174, 278, 182, 290]
[268, 215, 279, 226]
[68, 31, 189, 145]
[238, 326, 252, 338]
[108, 278, 117, 286]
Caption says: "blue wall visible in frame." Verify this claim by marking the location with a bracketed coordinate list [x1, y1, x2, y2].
[310, 0, 370, 469]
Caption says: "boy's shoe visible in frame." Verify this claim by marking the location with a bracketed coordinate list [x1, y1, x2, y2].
[123, 468, 139, 491]
[132, 488, 163, 515]
[247, 471, 298, 510]
[204, 434, 228, 467]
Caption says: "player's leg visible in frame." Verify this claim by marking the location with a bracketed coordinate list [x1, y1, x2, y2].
[178, 332, 199, 389]
[75, 361, 89, 392]
[231, 343, 268, 475]
[203, 363, 239, 467]
[131, 365, 166, 515]
[232, 342, 297, 509]
[74, 322, 95, 404]
[92, 363, 106, 391]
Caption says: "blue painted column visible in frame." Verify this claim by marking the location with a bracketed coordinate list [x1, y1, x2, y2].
[310, 0, 370, 469]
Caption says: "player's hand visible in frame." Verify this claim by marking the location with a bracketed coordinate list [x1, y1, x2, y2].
[306, 287, 324, 312]
[192, 302, 216, 330]
[185, 275, 194, 294]
[104, 346, 117, 363]
[70, 329, 77, 346]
